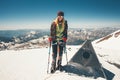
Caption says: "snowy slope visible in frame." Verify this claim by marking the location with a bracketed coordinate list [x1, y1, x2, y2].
[93, 30, 120, 50]
[0, 46, 106, 80]
[92, 30, 120, 80]
[92, 30, 120, 66]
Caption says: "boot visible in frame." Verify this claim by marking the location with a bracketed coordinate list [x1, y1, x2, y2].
[56, 60, 63, 71]
[50, 61, 56, 73]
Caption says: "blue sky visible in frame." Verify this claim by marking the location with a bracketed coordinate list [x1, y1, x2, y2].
[0, 0, 120, 30]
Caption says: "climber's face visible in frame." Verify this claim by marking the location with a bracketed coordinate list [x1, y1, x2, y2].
[58, 16, 63, 22]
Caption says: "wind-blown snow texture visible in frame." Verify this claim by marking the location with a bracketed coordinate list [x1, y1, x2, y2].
[0, 30, 120, 80]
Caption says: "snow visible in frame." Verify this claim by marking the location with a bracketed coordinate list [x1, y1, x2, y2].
[93, 30, 120, 50]
[0, 49, 47, 80]
[0, 30, 120, 80]
[0, 46, 105, 80]
[92, 30, 120, 80]
[0, 45, 115, 80]
[92, 30, 120, 68]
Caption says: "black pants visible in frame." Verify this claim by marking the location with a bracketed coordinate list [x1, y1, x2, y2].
[52, 41, 64, 65]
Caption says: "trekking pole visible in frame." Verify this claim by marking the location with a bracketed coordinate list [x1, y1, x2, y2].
[47, 42, 51, 73]
[64, 42, 68, 65]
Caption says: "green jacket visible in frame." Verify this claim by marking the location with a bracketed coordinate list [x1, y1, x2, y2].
[50, 20, 68, 41]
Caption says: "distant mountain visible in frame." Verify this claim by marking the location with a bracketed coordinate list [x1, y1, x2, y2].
[67, 27, 120, 45]
[9, 35, 49, 50]
[0, 29, 49, 43]
[0, 35, 49, 51]
[0, 27, 120, 50]
[0, 29, 49, 50]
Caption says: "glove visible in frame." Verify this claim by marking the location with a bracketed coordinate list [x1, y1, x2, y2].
[48, 37, 52, 42]
[62, 37, 67, 42]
